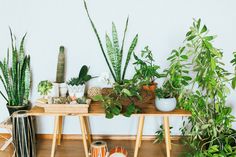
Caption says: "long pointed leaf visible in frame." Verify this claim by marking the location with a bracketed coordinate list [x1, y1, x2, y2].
[122, 34, 138, 80]
[120, 17, 129, 66]
[83, 0, 116, 82]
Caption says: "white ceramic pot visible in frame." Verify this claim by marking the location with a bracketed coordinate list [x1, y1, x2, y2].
[59, 83, 68, 97]
[49, 83, 60, 97]
[155, 97, 177, 112]
[67, 84, 86, 99]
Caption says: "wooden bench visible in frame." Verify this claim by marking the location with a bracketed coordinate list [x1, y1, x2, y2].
[27, 102, 191, 157]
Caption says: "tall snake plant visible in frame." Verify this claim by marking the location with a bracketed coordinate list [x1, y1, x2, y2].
[0, 29, 31, 106]
[83, 0, 138, 84]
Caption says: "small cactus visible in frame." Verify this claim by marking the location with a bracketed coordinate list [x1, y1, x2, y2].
[56, 46, 65, 83]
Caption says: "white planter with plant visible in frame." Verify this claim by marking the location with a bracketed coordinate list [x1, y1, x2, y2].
[67, 65, 93, 100]
[38, 80, 53, 99]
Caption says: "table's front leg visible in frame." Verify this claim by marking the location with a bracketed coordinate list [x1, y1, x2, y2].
[83, 116, 92, 146]
[163, 116, 171, 157]
[57, 116, 63, 145]
[79, 116, 89, 157]
[134, 115, 145, 157]
[51, 116, 59, 157]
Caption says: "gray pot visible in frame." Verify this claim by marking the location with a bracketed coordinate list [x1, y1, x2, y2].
[155, 97, 177, 112]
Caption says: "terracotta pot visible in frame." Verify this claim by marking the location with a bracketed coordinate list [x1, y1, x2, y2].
[142, 82, 157, 92]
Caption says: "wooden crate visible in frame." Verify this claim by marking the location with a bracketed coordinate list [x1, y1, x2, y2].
[36, 99, 91, 114]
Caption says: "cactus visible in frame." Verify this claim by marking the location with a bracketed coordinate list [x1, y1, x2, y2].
[56, 46, 65, 83]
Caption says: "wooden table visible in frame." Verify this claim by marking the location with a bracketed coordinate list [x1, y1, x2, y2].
[27, 102, 191, 157]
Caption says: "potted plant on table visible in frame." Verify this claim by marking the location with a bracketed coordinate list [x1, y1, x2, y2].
[67, 65, 93, 100]
[0, 30, 31, 115]
[38, 80, 53, 98]
[155, 47, 191, 112]
[133, 46, 161, 92]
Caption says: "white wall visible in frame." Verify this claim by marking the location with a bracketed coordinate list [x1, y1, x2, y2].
[0, 0, 236, 135]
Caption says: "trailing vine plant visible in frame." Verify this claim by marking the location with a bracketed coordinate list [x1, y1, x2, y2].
[179, 19, 236, 156]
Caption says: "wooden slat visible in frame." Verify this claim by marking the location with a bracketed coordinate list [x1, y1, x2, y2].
[27, 101, 191, 117]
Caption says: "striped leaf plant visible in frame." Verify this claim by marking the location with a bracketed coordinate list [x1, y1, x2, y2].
[84, 0, 138, 84]
[0, 29, 31, 107]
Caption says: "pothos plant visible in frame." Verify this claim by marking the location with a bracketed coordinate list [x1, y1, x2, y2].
[93, 79, 142, 119]
[84, 0, 138, 85]
[179, 19, 236, 156]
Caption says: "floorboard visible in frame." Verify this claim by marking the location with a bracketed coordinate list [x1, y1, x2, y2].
[0, 139, 187, 157]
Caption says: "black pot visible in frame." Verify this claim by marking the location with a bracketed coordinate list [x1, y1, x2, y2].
[7, 104, 31, 116]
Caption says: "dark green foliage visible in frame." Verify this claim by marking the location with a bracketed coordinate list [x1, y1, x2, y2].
[56, 46, 65, 83]
[83, 0, 138, 84]
[154, 125, 173, 143]
[0, 29, 31, 106]
[133, 46, 161, 85]
[67, 65, 92, 86]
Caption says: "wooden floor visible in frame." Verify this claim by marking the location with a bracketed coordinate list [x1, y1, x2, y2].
[0, 139, 186, 157]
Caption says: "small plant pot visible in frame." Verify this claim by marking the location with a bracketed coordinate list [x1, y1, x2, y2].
[67, 84, 86, 99]
[7, 104, 31, 116]
[155, 97, 177, 112]
[50, 83, 60, 97]
[59, 83, 68, 97]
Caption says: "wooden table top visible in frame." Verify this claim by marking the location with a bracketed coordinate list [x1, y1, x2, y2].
[27, 101, 191, 117]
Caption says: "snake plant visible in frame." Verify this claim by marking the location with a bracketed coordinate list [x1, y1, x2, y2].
[0, 29, 31, 106]
[84, 0, 138, 84]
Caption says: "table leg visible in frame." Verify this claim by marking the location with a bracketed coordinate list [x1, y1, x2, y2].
[79, 116, 89, 157]
[57, 116, 63, 145]
[134, 115, 145, 157]
[163, 116, 171, 157]
[83, 116, 92, 146]
[139, 117, 145, 148]
[51, 116, 59, 157]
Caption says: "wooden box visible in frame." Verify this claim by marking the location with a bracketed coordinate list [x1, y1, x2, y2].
[36, 99, 91, 114]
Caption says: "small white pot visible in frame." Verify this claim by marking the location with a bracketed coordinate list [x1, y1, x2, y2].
[155, 97, 177, 112]
[67, 84, 86, 99]
[49, 83, 60, 97]
[59, 83, 68, 97]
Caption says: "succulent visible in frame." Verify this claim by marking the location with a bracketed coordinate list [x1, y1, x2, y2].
[38, 80, 53, 96]
[0, 29, 31, 106]
[76, 97, 87, 104]
[56, 46, 65, 83]
[67, 65, 92, 86]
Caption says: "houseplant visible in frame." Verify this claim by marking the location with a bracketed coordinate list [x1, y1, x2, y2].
[0, 29, 31, 115]
[53, 46, 67, 97]
[67, 65, 92, 99]
[155, 47, 191, 112]
[37, 80, 53, 98]
[133, 46, 161, 92]
[84, 0, 138, 85]
[179, 19, 236, 156]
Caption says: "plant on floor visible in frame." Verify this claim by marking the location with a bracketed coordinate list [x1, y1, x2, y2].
[84, 0, 138, 84]
[38, 80, 53, 96]
[0, 29, 31, 110]
[230, 51, 236, 89]
[179, 19, 236, 156]
[133, 46, 161, 88]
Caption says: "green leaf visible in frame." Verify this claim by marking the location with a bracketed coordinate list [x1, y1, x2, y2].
[200, 25, 207, 34]
[122, 34, 138, 80]
[122, 88, 132, 96]
[92, 95, 103, 101]
[111, 107, 120, 115]
[232, 77, 236, 89]
[187, 35, 196, 41]
[180, 55, 188, 60]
